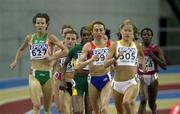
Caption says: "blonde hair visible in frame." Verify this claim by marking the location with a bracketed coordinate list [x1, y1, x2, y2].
[118, 19, 139, 40]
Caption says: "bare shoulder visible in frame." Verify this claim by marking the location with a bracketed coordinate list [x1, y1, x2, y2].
[82, 42, 91, 52]
[134, 41, 142, 49]
[83, 42, 91, 49]
[109, 40, 117, 49]
[24, 34, 32, 43]
[48, 33, 61, 43]
[48, 33, 57, 40]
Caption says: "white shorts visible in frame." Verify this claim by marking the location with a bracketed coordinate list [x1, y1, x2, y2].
[112, 77, 138, 94]
[138, 73, 158, 86]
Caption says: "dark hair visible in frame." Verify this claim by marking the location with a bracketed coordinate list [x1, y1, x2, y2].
[64, 30, 79, 39]
[105, 29, 111, 39]
[61, 24, 73, 34]
[141, 27, 153, 37]
[80, 26, 88, 37]
[90, 21, 106, 32]
[33, 13, 50, 29]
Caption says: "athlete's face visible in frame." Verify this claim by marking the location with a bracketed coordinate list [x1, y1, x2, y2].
[62, 28, 73, 38]
[35, 18, 48, 33]
[120, 24, 134, 41]
[64, 33, 77, 49]
[92, 24, 105, 40]
[141, 30, 152, 43]
[81, 29, 91, 43]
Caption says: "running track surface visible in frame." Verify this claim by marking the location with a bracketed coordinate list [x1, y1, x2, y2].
[1, 82, 180, 114]
[1, 66, 180, 114]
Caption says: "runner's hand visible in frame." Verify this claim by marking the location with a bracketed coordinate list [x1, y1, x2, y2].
[91, 55, 99, 61]
[9, 61, 16, 70]
[115, 51, 124, 60]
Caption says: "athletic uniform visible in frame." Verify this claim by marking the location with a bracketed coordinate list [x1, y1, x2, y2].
[137, 44, 159, 85]
[68, 43, 89, 96]
[29, 33, 52, 86]
[56, 56, 75, 96]
[88, 40, 112, 91]
[112, 40, 139, 94]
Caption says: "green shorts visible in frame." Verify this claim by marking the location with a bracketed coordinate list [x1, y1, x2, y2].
[74, 76, 88, 96]
[33, 69, 51, 86]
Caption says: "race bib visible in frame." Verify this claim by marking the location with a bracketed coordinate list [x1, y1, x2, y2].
[117, 47, 137, 66]
[66, 61, 74, 72]
[30, 44, 48, 60]
[144, 56, 155, 71]
[58, 57, 74, 72]
[92, 48, 109, 65]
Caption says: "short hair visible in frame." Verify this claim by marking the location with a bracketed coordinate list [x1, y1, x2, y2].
[33, 13, 50, 25]
[61, 24, 73, 34]
[64, 30, 79, 39]
[141, 27, 153, 37]
[89, 21, 106, 32]
[80, 26, 88, 37]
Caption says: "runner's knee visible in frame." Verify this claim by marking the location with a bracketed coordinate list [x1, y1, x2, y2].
[33, 104, 41, 111]
[123, 100, 134, 108]
[101, 105, 108, 114]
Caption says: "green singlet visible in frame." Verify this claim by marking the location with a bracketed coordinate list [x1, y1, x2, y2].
[68, 43, 89, 96]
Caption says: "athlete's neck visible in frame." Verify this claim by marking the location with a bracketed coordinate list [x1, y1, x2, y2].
[121, 39, 132, 47]
[143, 42, 151, 48]
[36, 32, 46, 39]
[94, 38, 105, 47]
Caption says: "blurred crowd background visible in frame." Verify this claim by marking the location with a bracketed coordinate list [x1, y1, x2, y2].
[0, 0, 180, 79]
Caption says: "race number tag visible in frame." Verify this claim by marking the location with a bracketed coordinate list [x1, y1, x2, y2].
[30, 44, 48, 60]
[144, 56, 154, 71]
[58, 57, 74, 72]
[66, 61, 74, 72]
[92, 48, 109, 65]
[117, 47, 137, 66]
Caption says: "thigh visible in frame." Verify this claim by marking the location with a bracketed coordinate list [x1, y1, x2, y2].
[148, 79, 158, 103]
[42, 78, 53, 106]
[100, 81, 112, 106]
[88, 83, 100, 107]
[29, 74, 42, 105]
[53, 78, 62, 108]
[112, 89, 124, 114]
[139, 80, 148, 100]
[72, 95, 84, 112]
[123, 82, 139, 102]
[85, 94, 92, 114]
[63, 92, 73, 114]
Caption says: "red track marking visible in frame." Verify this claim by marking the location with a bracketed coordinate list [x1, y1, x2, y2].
[159, 83, 180, 90]
[0, 99, 32, 114]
